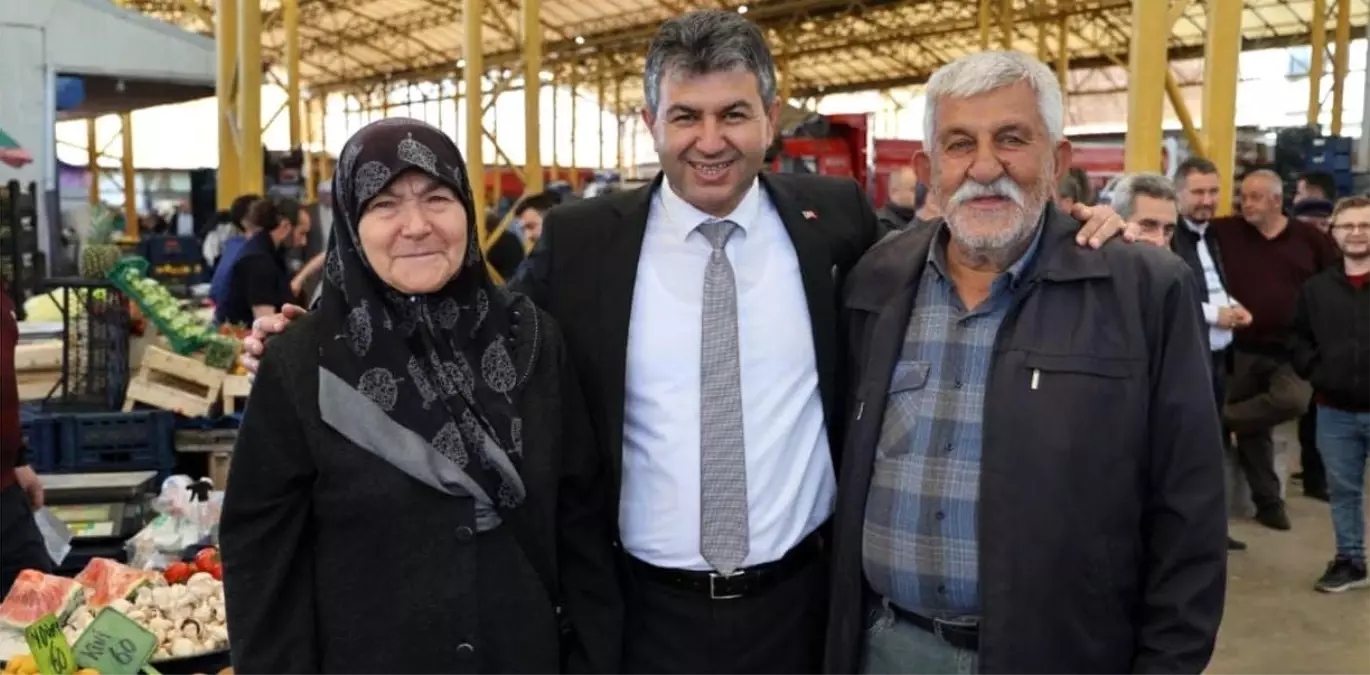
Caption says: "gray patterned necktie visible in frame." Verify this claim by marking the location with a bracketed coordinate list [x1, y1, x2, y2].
[697, 219, 749, 574]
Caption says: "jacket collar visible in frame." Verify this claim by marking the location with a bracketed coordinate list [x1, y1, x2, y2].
[846, 202, 1110, 312]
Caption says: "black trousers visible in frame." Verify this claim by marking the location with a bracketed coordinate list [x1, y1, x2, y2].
[1298, 409, 1327, 492]
[622, 551, 828, 674]
[0, 484, 53, 598]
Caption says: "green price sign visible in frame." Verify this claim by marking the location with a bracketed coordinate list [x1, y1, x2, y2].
[23, 613, 76, 675]
[71, 608, 158, 675]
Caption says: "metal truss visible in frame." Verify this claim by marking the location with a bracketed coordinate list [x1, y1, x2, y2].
[121, 0, 1367, 108]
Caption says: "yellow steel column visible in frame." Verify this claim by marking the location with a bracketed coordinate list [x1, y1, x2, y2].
[464, 0, 487, 248]
[1203, 0, 1241, 216]
[87, 119, 100, 206]
[1308, 0, 1327, 126]
[569, 66, 580, 190]
[238, 0, 264, 195]
[1123, 0, 1167, 172]
[550, 76, 559, 183]
[596, 66, 605, 169]
[1035, 0, 1048, 61]
[304, 97, 317, 201]
[999, 0, 1013, 50]
[216, 0, 239, 207]
[523, 0, 543, 195]
[1056, 11, 1068, 89]
[978, 0, 991, 50]
[779, 57, 792, 103]
[614, 78, 623, 171]
[284, 0, 302, 149]
[1331, 0, 1351, 135]
[1165, 72, 1207, 158]
[120, 112, 138, 239]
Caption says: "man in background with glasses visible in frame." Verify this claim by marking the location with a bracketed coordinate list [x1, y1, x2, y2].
[1289, 195, 1370, 594]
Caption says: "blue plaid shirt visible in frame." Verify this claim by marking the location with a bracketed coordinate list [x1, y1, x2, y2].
[862, 222, 1042, 617]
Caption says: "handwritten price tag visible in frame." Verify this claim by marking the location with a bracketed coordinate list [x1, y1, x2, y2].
[23, 614, 75, 675]
[72, 608, 158, 675]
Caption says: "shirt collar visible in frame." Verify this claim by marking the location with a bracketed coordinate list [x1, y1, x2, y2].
[1184, 217, 1208, 235]
[927, 208, 1046, 288]
[658, 176, 763, 242]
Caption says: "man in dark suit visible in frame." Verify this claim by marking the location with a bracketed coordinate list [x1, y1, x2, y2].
[242, 11, 1127, 673]
[1170, 157, 1251, 550]
[826, 51, 1226, 674]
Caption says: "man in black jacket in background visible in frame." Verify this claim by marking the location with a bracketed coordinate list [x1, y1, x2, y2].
[1289, 195, 1370, 593]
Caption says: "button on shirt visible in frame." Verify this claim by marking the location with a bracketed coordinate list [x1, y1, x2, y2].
[619, 178, 837, 571]
[1184, 219, 1233, 352]
[863, 221, 1042, 617]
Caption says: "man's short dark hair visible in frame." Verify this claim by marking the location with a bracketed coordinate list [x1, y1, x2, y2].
[643, 10, 776, 117]
[1298, 171, 1337, 200]
[513, 191, 559, 217]
[230, 194, 260, 227]
[273, 197, 303, 226]
[1174, 157, 1219, 186]
[246, 198, 288, 232]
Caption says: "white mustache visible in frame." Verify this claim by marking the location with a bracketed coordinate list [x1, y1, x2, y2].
[950, 178, 1026, 208]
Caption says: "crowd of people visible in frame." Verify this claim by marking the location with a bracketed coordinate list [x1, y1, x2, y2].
[3, 6, 1365, 674]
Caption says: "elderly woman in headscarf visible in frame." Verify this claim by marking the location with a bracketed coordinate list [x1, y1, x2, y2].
[219, 118, 621, 674]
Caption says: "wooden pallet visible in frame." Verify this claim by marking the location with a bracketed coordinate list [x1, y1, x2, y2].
[221, 374, 252, 414]
[123, 346, 227, 418]
[14, 340, 62, 371]
[208, 451, 232, 490]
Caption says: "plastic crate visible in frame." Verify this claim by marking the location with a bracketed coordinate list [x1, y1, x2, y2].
[107, 257, 207, 355]
[139, 235, 202, 267]
[18, 411, 59, 473]
[57, 411, 176, 473]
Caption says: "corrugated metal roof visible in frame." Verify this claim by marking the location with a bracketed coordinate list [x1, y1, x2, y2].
[124, 0, 1367, 112]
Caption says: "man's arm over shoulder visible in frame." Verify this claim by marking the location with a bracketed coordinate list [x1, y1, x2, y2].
[1133, 254, 1227, 673]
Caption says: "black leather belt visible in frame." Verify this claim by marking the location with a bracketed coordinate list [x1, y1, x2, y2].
[890, 604, 980, 652]
[628, 529, 824, 600]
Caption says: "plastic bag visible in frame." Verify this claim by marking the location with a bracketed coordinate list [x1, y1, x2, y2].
[33, 507, 72, 565]
[125, 475, 221, 570]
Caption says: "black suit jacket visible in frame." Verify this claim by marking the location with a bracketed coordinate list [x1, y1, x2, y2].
[510, 171, 880, 502]
[1169, 219, 1228, 297]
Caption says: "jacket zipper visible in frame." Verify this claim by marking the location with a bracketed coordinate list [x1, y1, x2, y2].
[975, 279, 1038, 663]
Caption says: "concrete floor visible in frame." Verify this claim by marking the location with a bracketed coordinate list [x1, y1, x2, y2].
[1209, 478, 1370, 673]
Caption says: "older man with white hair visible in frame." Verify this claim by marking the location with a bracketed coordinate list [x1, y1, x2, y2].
[1112, 172, 1180, 248]
[825, 52, 1227, 674]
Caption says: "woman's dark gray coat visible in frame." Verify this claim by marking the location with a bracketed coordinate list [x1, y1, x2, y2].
[220, 306, 622, 674]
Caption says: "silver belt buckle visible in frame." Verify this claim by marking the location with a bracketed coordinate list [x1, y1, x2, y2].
[709, 570, 744, 600]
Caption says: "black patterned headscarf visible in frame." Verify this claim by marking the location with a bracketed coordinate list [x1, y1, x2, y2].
[318, 117, 528, 519]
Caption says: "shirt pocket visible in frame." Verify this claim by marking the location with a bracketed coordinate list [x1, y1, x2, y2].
[876, 359, 932, 460]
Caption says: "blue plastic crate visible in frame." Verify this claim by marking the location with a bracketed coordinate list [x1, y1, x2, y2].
[57, 411, 175, 473]
[18, 414, 60, 473]
[139, 235, 202, 267]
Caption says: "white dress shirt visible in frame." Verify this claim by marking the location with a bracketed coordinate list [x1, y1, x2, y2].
[619, 178, 837, 571]
[1185, 218, 1234, 352]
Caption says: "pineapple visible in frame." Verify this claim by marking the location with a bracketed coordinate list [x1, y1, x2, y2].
[81, 206, 123, 280]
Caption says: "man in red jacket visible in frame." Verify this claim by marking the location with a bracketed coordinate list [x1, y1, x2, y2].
[1, 281, 51, 596]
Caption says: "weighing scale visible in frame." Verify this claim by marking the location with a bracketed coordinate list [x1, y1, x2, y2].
[41, 471, 160, 574]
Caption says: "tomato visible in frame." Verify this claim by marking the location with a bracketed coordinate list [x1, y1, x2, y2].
[193, 547, 220, 572]
[164, 562, 192, 584]
[194, 547, 223, 579]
